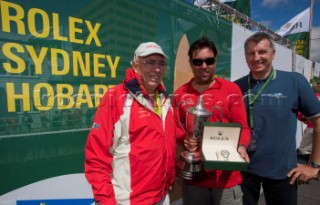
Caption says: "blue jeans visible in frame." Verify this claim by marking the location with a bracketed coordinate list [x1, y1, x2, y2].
[241, 172, 297, 205]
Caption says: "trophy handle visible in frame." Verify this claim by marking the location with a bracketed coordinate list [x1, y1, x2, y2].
[212, 106, 223, 122]
[176, 100, 188, 129]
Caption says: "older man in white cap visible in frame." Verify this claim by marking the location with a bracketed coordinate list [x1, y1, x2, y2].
[85, 42, 185, 205]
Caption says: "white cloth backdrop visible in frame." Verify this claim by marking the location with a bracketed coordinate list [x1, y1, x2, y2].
[230, 23, 294, 81]
[294, 55, 313, 147]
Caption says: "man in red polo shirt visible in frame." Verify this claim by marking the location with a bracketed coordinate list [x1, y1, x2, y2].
[172, 36, 251, 205]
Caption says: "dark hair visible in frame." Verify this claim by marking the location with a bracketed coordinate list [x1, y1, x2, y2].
[188, 36, 218, 59]
[244, 32, 275, 52]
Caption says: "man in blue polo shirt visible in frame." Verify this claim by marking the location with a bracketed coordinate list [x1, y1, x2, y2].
[235, 32, 320, 205]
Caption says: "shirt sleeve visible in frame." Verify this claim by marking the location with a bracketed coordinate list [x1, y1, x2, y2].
[297, 74, 320, 118]
[172, 93, 187, 143]
[228, 84, 251, 147]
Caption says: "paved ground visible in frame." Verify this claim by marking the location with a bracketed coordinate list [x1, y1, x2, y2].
[170, 178, 320, 205]
[258, 179, 320, 205]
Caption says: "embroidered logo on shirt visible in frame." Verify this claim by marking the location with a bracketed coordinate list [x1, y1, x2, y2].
[92, 123, 100, 129]
[138, 107, 150, 118]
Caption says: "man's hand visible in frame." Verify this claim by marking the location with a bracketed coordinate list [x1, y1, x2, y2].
[287, 163, 319, 185]
[237, 145, 250, 163]
[184, 135, 197, 152]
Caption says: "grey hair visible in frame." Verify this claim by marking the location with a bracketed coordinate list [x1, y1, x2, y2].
[244, 32, 275, 52]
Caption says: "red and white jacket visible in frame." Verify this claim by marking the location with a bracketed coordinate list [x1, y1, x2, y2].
[85, 68, 184, 205]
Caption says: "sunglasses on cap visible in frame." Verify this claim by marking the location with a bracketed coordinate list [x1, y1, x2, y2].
[191, 57, 216, 66]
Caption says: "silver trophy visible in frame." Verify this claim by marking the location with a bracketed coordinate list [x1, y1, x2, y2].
[176, 96, 212, 180]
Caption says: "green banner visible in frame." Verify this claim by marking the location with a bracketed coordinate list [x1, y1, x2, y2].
[286, 32, 310, 59]
[217, 0, 251, 26]
[0, 0, 233, 202]
[225, 0, 251, 17]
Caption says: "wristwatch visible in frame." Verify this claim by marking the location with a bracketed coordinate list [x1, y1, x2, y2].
[221, 150, 230, 159]
[308, 160, 320, 169]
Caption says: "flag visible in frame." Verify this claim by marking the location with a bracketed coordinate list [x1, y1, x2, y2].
[277, 7, 310, 36]
[224, 0, 251, 17]
[193, 1, 251, 17]
[276, 7, 311, 59]
[192, 0, 251, 26]
[193, 0, 209, 7]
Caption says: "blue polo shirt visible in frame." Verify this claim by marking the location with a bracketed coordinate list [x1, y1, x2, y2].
[235, 69, 320, 179]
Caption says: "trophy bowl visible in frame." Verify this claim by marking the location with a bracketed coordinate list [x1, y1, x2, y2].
[176, 96, 211, 180]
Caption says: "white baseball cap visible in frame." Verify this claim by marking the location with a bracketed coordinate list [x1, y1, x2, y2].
[134, 42, 168, 59]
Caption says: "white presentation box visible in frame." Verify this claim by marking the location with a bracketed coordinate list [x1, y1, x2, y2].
[201, 122, 248, 171]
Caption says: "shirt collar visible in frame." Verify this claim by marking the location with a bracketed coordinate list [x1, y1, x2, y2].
[184, 77, 221, 93]
[248, 68, 277, 83]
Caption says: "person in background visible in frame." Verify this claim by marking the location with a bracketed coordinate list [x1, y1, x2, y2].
[40, 111, 49, 128]
[297, 83, 320, 164]
[173, 36, 251, 205]
[51, 110, 60, 129]
[85, 42, 185, 205]
[23, 112, 33, 133]
[73, 108, 82, 127]
[234, 32, 320, 205]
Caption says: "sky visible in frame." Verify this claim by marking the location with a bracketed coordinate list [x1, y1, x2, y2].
[250, 0, 320, 63]
[192, 0, 320, 63]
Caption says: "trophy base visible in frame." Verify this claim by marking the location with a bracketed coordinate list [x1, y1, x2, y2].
[176, 168, 204, 180]
[176, 151, 204, 180]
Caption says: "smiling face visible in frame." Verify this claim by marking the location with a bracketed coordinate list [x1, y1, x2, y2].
[132, 54, 166, 94]
[189, 47, 216, 85]
[245, 38, 275, 79]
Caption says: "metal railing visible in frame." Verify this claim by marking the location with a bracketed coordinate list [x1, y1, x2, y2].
[197, 0, 295, 49]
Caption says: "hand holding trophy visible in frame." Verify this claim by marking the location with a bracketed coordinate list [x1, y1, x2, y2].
[176, 96, 211, 180]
